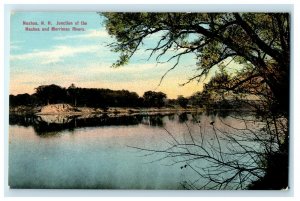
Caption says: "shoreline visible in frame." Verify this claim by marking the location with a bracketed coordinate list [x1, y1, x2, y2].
[9, 104, 202, 116]
[9, 103, 255, 117]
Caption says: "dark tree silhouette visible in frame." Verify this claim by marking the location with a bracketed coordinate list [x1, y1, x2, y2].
[143, 91, 167, 108]
[10, 84, 168, 109]
[35, 84, 67, 105]
[177, 95, 189, 108]
[10, 93, 33, 106]
[67, 83, 78, 106]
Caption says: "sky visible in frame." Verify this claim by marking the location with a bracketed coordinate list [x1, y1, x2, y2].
[10, 12, 221, 99]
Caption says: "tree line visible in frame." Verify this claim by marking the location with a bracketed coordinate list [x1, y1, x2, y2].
[10, 83, 255, 110]
[10, 84, 157, 108]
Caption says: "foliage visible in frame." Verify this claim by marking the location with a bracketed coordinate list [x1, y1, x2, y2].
[10, 84, 145, 108]
[177, 95, 189, 108]
[101, 12, 290, 189]
[102, 12, 289, 116]
[143, 91, 167, 108]
[35, 84, 67, 105]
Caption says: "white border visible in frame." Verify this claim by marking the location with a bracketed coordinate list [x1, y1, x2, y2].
[1, 2, 298, 199]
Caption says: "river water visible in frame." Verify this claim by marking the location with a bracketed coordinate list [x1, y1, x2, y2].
[9, 111, 263, 189]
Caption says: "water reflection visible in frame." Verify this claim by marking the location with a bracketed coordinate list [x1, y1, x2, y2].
[178, 112, 188, 123]
[10, 114, 147, 136]
[9, 110, 261, 189]
[9, 111, 253, 136]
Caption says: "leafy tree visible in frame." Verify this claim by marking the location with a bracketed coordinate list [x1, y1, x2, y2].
[102, 12, 289, 116]
[177, 95, 189, 108]
[143, 91, 167, 108]
[189, 89, 215, 109]
[10, 93, 32, 106]
[35, 84, 67, 105]
[102, 12, 290, 189]
[189, 92, 204, 107]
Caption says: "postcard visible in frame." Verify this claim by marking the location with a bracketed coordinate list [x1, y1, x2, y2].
[9, 11, 290, 190]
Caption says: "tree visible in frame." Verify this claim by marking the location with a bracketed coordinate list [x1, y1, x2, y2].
[143, 91, 167, 108]
[177, 95, 189, 108]
[10, 93, 33, 106]
[67, 83, 78, 106]
[102, 12, 290, 189]
[35, 84, 67, 105]
[189, 89, 216, 109]
[101, 12, 289, 117]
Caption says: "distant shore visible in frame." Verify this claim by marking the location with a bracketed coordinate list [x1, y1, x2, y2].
[9, 103, 201, 116]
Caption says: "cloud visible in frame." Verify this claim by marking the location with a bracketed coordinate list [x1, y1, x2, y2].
[10, 45, 21, 50]
[10, 41, 25, 50]
[10, 45, 100, 64]
[10, 41, 24, 45]
[54, 29, 109, 40]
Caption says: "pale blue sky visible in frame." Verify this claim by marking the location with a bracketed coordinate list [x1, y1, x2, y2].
[10, 12, 222, 98]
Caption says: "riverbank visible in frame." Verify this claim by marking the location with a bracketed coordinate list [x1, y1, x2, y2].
[9, 103, 201, 116]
